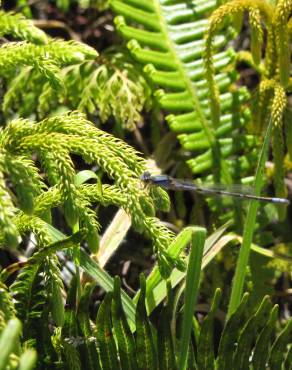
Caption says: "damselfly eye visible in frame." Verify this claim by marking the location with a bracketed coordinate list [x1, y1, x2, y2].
[140, 171, 151, 182]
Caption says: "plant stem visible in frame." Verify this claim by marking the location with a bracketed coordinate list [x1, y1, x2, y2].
[227, 118, 273, 319]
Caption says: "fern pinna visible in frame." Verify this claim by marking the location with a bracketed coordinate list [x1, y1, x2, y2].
[109, 0, 254, 182]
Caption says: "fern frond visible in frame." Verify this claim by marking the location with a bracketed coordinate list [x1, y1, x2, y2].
[0, 42, 60, 87]
[3, 67, 41, 117]
[15, 214, 52, 246]
[42, 39, 97, 64]
[110, 0, 252, 179]
[10, 245, 65, 340]
[10, 261, 47, 333]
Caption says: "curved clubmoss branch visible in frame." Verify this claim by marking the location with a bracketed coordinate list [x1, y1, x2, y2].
[0, 111, 182, 274]
[274, 0, 292, 86]
[4, 50, 152, 131]
[204, 0, 272, 127]
[0, 10, 150, 131]
[0, 10, 97, 104]
[204, 0, 290, 211]
[0, 10, 48, 44]
[0, 40, 97, 89]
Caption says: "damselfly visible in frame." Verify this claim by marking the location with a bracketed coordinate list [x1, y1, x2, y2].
[141, 171, 290, 205]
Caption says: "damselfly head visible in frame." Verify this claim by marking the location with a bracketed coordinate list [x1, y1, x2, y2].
[140, 171, 152, 183]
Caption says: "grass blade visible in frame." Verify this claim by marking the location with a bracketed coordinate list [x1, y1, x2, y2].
[178, 227, 206, 370]
[228, 118, 273, 318]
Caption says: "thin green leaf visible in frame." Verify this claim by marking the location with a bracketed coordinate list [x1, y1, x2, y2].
[178, 227, 206, 370]
[142, 225, 230, 315]
[74, 170, 99, 186]
[228, 118, 273, 318]
[284, 345, 292, 370]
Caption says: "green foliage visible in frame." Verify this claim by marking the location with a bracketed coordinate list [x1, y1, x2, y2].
[178, 227, 206, 370]
[77, 50, 152, 130]
[109, 0, 254, 182]
[3, 49, 151, 132]
[109, 0, 292, 227]
[0, 40, 97, 89]
[2, 273, 290, 369]
[197, 289, 221, 369]
[16, 0, 109, 13]
[0, 109, 186, 273]
[0, 10, 47, 43]
[204, 0, 291, 214]
[111, 278, 138, 369]
[0, 318, 36, 370]
[136, 274, 157, 369]
[0, 2, 291, 370]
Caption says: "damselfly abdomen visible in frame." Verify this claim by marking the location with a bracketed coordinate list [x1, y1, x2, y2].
[141, 171, 290, 205]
